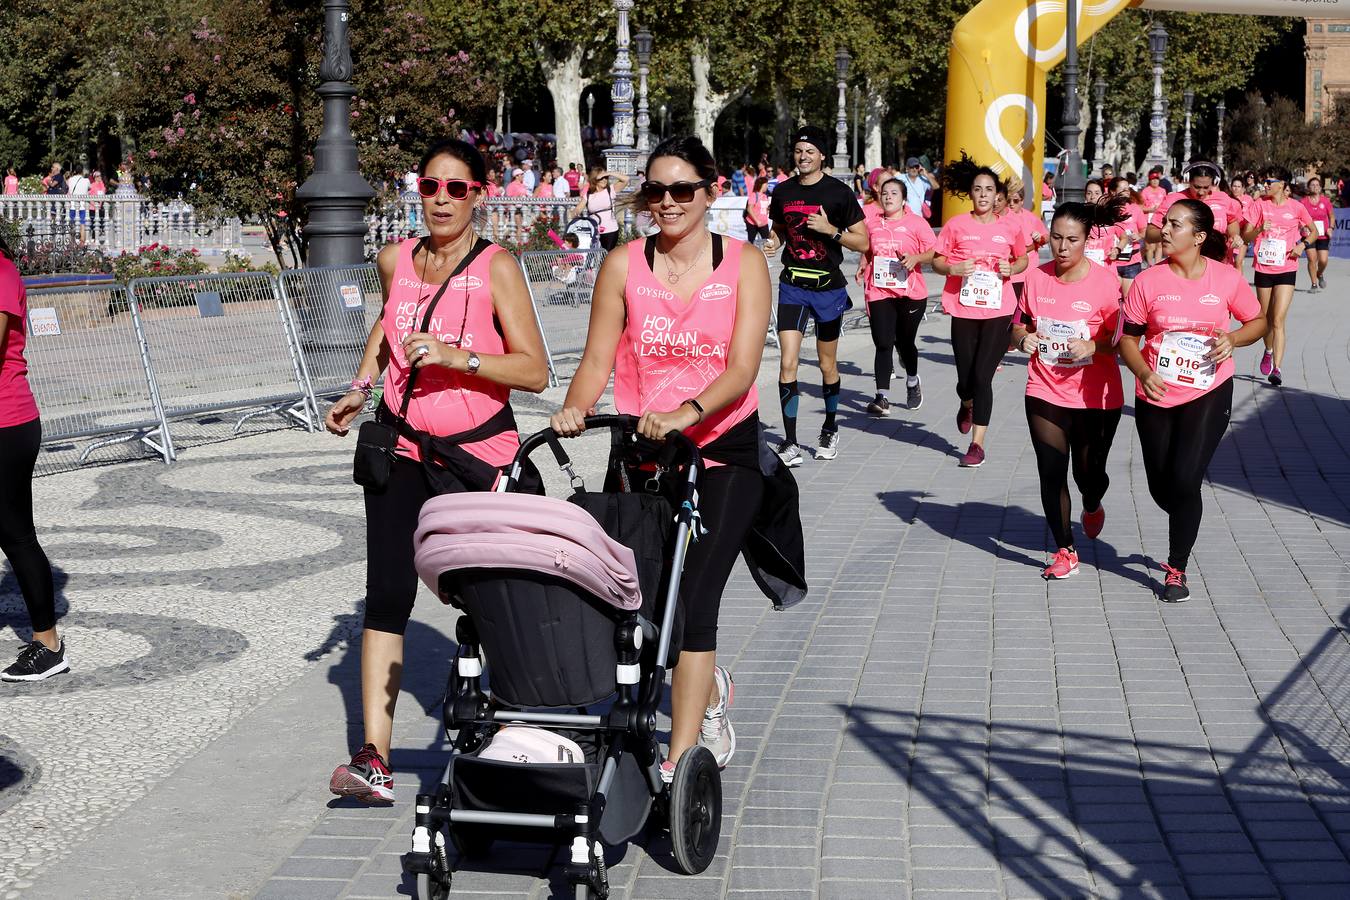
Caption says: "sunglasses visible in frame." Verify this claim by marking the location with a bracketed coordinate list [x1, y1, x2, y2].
[417, 177, 482, 200]
[639, 179, 712, 204]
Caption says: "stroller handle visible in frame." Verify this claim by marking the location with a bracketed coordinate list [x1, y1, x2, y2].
[500, 414, 702, 495]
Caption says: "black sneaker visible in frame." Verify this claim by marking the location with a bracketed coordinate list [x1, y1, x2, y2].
[906, 380, 923, 410]
[1269, 368, 1283, 387]
[2, 640, 69, 682]
[866, 394, 891, 417]
[1161, 565, 1190, 603]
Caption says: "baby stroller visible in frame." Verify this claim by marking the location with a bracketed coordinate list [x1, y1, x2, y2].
[405, 415, 721, 899]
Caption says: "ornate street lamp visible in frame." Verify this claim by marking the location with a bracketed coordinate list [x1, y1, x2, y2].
[659, 103, 668, 140]
[1058, 0, 1086, 204]
[1093, 77, 1107, 175]
[1182, 89, 1194, 167]
[587, 92, 596, 129]
[1216, 99, 1227, 168]
[832, 48, 851, 176]
[603, 0, 639, 181]
[634, 26, 653, 165]
[1144, 21, 1169, 176]
[296, 0, 376, 267]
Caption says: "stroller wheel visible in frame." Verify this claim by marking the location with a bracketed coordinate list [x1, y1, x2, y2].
[416, 872, 450, 900]
[668, 746, 722, 875]
[414, 829, 452, 900]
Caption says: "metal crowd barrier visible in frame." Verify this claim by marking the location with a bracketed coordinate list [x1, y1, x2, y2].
[24, 283, 171, 474]
[517, 248, 608, 385]
[128, 272, 315, 457]
[277, 264, 382, 405]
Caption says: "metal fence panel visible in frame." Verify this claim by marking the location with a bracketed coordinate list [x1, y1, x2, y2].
[129, 272, 315, 447]
[25, 283, 170, 475]
[277, 264, 381, 405]
[518, 248, 608, 384]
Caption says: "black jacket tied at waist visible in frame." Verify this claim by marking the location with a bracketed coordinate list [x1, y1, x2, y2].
[376, 402, 540, 495]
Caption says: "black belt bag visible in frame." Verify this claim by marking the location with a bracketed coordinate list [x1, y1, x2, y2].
[352, 237, 489, 491]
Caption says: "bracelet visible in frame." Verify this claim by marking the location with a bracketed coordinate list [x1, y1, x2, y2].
[350, 376, 373, 398]
[684, 398, 705, 422]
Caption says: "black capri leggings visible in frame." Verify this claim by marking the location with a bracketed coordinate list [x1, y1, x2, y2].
[951, 315, 1013, 427]
[1025, 397, 1122, 550]
[680, 463, 764, 652]
[0, 418, 57, 633]
[869, 297, 926, 389]
[1134, 378, 1233, 571]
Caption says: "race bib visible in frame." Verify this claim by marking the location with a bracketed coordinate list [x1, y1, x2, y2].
[1084, 247, 1107, 265]
[1315, 220, 1327, 237]
[958, 269, 1001, 309]
[1256, 237, 1287, 267]
[1155, 331, 1217, 390]
[1034, 316, 1092, 369]
[873, 256, 909, 290]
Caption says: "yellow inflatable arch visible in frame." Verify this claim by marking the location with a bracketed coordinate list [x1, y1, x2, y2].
[942, 0, 1350, 219]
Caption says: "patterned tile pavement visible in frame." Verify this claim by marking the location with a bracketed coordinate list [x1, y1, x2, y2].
[4, 260, 1350, 899]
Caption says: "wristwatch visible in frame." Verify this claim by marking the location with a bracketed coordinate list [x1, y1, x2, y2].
[466, 352, 481, 375]
[832, 229, 843, 243]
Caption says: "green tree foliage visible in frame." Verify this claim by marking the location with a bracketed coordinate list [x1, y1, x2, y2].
[1224, 92, 1350, 177]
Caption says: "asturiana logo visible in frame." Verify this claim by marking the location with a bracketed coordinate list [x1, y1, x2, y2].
[1198, 293, 1221, 306]
[699, 282, 733, 302]
[1071, 300, 1092, 313]
[450, 275, 484, 291]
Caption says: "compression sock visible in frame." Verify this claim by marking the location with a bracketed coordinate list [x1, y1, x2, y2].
[779, 381, 800, 445]
[823, 380, 841, 433]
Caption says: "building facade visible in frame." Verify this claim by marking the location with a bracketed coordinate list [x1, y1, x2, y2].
[1306, 19, 1350, 124]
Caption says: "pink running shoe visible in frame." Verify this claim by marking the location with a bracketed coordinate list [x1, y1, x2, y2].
[330, 744, 395, 803]
[1042, 548, 1080, 580]
[1260, 351, 1273, 376]
[956, 403, 973, 435]
[1081, 506, 1105, 539]
[958, 442, 985, 468]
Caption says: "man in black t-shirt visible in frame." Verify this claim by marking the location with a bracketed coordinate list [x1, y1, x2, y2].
[764, 125, 868, 466]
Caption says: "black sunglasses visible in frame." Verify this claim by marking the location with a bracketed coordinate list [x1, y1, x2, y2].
[639, 179, 712, 204]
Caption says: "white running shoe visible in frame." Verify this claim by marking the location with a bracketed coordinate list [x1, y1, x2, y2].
[698, 665, 736, 768]
[815, 430, 840, 460]
[776, 442, 804, 467]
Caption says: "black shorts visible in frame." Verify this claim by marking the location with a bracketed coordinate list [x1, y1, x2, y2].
[777, 301, 843, 342]
[1254, 270, 1297, 289]
[1314, 237, 1330, 252]
[1117, 262, 1143, 279]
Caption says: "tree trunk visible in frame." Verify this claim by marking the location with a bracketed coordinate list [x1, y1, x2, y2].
[691, 40, 747, 157]
[773, 83, 791, 166]
[864, 81, 886, 170]
[495, 88, 505, 134]
[538, 43, 592, 173]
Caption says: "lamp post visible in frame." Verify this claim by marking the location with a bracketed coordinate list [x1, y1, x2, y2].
[659, 103, 668, 140]
[832, 48, 851, 177]
[296, 0, 376, 267]
[1144, 21, 1169, 177]
[1162, 97, 1171, 168]
[852, 86, 861, 169]
[587, 92, 595, 129]
[505, 97, 513, 136]
[1216, 99, 1226, 168]
[1057, 0, 1085, 204]
[603, 0, 639, 180]
[1093, 78, 1106, 175]
[1182, 89, 1194, 168]
[634, 26, 653, 166]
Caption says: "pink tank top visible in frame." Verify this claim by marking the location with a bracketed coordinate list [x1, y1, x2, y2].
[381, 238, 519, 466]
[614, 237, 758, 453]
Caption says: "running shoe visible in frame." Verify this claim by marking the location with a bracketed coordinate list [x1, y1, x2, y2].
[1042, 548, 1079, 580]
[815, 430, 840, 460]
[1081, 505, 1105, 540]
[958, 442, 985, 468]
[907, 380, 923, 411]
[956, 403, 973, 435]
[699, 665, 736, 768]
[866, 394, 891, 417]
[1260, 351, 1273, 376]
[330, 744, 395, 803]
[1269, 367, 1283, 387]
[1319, 277, 1327, 290]
[1160, 565, 1190, 603]
[659, 760, 676, 785]
[776, 442, 804, 468]
[1, 640, 68, 682]
[1309, 283, 1321, 294]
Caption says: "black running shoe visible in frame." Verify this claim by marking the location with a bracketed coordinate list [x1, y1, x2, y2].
[907, 380, 923, 410]
[2, 640, 69, 682]
[866, 395, 891, 417]
[1161, 565, 1190, 603]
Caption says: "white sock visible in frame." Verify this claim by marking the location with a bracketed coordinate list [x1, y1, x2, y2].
[876, 389, 889, 401]
[907, 375, 920, 387]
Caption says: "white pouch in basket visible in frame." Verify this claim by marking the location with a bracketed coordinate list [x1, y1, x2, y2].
[478, 724, 586, 764]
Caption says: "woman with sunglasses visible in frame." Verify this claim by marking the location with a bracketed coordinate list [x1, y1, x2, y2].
[572, 167, 629, 251]
[1301, 176, 1333, 293]
[551, 135, 773, 783]
[1119, 200, 1266, 602]
[324, 138, 549, 804]
[1243, 166, 1313, 387]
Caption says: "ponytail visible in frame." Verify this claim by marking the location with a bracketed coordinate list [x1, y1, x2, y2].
[1051, 192, 1131, 235]
[943, 151, 1004, 198]
[1171, 199, 1227, 261]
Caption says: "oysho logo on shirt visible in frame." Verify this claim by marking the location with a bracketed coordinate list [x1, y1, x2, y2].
[1198, 293, 1221, 306]
[1158, 293, 1183, 303]
[450, 274, 484, 291]
[699, 282, 733, 302]
[1037, 295, 1057, 305]
[1071, 300, 1092, 313]
[636, 284, 676, 301]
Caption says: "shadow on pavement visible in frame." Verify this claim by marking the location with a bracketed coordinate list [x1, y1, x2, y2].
[0, 565, 70, 640]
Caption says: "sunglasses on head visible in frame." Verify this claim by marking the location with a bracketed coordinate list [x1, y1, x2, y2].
[1264, 177, 1282, 184]
[417, 177, 482, 200]
[639, 178, 712, 204]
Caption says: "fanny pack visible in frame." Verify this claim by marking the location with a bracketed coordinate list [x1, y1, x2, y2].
[353, 237, 490, 491]
[784, 266, 834, 289]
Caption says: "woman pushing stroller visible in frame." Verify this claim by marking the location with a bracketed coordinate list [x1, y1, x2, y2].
[551, 135, 774, 781]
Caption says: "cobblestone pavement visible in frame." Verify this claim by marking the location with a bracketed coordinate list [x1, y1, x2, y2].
[4, 261, 1350, 899]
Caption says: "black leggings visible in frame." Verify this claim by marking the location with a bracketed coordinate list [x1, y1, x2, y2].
[1134, 379, 1233, 571]
[681, 464, 763, 653]
[598, 231, 619, 251]
[951, 315, 1012, 427]
[0, 418, 56, 633]
[1025, 397, 1122, 550]
[869, 297, 925, 389]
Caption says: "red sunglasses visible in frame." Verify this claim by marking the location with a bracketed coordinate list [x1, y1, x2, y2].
[417, 177, 482, 200]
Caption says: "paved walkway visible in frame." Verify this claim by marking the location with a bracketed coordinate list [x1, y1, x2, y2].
[3, 260, 1350, 899]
